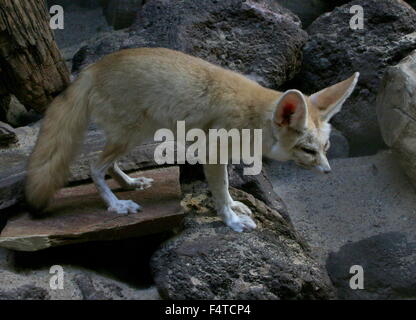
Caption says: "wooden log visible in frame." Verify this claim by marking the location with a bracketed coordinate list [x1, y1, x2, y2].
[0, 0, 70, 113]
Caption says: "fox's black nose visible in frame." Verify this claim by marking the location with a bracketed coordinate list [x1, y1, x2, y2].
[324, 169, 331, 174]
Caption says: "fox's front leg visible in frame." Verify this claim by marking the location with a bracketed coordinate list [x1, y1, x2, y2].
[203, 164, 256, 232]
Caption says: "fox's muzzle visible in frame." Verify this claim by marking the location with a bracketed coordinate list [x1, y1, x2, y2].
[314, 164, 331, 174]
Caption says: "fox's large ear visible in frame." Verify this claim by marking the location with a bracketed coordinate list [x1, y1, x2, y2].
[274, 90, 308, 131]
[310, 72, 360, 122]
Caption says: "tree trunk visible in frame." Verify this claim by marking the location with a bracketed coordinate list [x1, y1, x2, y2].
[0, 0, 70, 113]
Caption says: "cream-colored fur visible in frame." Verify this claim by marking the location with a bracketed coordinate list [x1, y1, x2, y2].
[25, 48, 359, 232]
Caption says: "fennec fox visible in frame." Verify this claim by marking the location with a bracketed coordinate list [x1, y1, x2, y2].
[25, 48, 359, 232]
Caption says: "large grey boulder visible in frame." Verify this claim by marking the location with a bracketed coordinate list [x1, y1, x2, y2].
[103, 0, 144, 30]
[72, 0, 308, 89]
[327, 128, 350, 159]
[377, 49, 416, 187]
[327, 232, 416, 300]
[150, 184, 335, 300]
[296, 0, 416, 156]
[49, 0, 112, 51]
[275, 0, 349, 28]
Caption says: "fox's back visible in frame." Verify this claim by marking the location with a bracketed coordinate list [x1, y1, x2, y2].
[89, 47, 228, 104]
[85, 48, 277, 132]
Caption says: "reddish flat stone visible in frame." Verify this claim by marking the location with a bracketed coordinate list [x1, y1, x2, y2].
[0, 167, 183, 251]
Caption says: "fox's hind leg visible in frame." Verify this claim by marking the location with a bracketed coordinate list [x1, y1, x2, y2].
[108, 162, 153, 191]
[91, 142, 141, 214]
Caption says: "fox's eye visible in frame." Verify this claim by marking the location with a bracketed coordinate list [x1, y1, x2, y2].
[301, 147, 317, 155]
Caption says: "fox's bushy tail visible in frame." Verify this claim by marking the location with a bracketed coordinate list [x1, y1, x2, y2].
[25, 73, 93, 213]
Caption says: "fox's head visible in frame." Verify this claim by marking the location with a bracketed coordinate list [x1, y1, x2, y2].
[266, 72, 359, 173]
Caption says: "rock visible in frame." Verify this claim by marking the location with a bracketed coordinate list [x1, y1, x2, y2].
[0, 96, 40, 128]
[6, 96, 29, 127]
[50, 0, 113, 51]
[72, 0, 308, 89]
[0, 125, 40, 210]
[72, 273, 148, 300]
[150, 184, 335, 300]
[377, 49, 416, 187]
[228, 163, 291, 223]
[72, 272, 158, 300]
[327, 128, 349, 159]
[327, 232, 416, 300]
[296, 0, 416, 156]
[0, 167, 184, 251]
[0, 121, 17, 147]
[180, 162, 291, 224]
[275, 0, 332, 27]
[0, 172, 24, 212]
[103, 0, 143, 30]
[73, 273, 115, 300]
[0, 283, 50, 300]
[0, 265, 160, 300]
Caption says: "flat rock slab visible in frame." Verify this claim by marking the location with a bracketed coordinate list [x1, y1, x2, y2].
[0, 167, 183, 252]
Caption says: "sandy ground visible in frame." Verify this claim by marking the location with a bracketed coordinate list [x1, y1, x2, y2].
[267, 151, 416, 299]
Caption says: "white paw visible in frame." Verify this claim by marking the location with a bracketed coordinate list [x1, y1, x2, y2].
[222, 207, 256, 232]
[130, 177, 154, 190]
[108, 200, 142, 215]
[231, 201, 252, 215]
